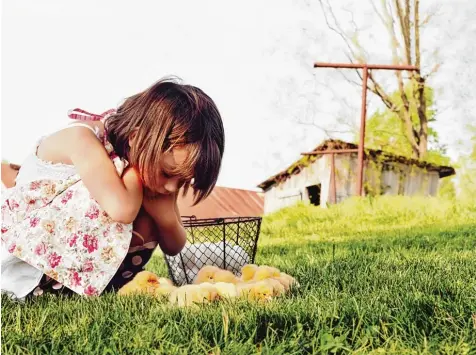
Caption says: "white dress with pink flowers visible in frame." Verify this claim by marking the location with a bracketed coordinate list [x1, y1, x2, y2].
[1, 122, 132, 299]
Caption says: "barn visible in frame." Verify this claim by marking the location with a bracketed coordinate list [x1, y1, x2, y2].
[257, 139, 455, 215]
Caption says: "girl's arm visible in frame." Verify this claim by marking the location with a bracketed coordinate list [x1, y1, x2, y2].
[141, 192, 186, 256]
[66, 127, 143, 224]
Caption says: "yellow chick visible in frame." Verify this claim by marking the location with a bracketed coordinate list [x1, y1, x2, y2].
[213, 269, 239, 284]
[153, 276, 177, 297]
[193, 265, 220, 284]
[169, 283, 219, 308]
[154, 285, 177, 297]
[252, 266, 281, 281]
[265, 278, 286, 296]
[194, 265, 239, 285]
[154, 284, 177, 297]
[240, 264, 259, 281]
[277, 272, 300, 290]
[237, 280, 274, 303]
[195, 282, 221, 299]
[271, 276, 291, 291]
[158, 277, 174, 286]
[213, 282, 238, 299]
[118, 271, 161, 296]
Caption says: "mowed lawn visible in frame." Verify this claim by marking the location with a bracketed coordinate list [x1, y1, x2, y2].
[2, 197, 476, 354]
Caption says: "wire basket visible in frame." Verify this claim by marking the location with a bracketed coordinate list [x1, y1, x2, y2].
[164, 216, 262, 286]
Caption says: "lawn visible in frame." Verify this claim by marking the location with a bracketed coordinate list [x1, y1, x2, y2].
[2, 196, 476, 354]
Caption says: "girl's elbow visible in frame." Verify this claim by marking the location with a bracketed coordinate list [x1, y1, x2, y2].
[165, 246, 184, 257]
[164, 231, 187, 256]
[108, 206, 138, 224]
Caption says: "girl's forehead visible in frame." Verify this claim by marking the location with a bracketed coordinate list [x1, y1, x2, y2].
[162, 146, 190, 167]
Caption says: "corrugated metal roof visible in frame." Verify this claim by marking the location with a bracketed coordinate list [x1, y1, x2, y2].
[178, 186, 264, 218]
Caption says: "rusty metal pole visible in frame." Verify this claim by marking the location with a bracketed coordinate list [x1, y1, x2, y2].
[356, 66, 368, 197]
[330, 153, 337, 204]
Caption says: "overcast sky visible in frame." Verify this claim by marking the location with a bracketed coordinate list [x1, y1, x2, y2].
[2, 0, 475, 190]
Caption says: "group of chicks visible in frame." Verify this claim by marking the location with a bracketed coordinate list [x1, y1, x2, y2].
[118, 264, 299, 308]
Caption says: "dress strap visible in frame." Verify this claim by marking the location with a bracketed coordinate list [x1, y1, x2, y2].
[67, 108, 116, 145]
[131, 231, 145, 243]
[67, 108, 116, 122]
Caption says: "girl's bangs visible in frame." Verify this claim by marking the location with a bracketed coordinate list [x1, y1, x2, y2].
[157, 143, 201, 185]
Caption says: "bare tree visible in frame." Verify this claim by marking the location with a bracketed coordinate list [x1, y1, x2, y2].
[318, 0, 441, 159]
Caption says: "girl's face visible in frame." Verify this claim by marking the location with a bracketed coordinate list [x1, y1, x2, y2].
[143, 147, 192, 198]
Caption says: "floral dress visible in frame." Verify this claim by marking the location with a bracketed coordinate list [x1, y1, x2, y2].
[31, 232, 159, 297]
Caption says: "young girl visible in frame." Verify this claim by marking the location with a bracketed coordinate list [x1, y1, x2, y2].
[1, 77, 225, 298]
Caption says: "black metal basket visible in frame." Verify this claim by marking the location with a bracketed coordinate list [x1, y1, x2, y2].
[164, 216, 262, 286]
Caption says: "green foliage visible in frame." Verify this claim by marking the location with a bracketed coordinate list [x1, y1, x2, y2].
[438, 176, 457, 200]
[286, 155, 317, 175]
[2, 197, 476, 353]
[362, 84, 450, 166]
[456, 126, 476, 200]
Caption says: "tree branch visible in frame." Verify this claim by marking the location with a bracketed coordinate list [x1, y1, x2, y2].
[315, 0, 430, 158]
[337, 70, 363, 88]
[423, 62, 440, 79]
[318, 0, 358, 59]
[368, 72, 398, 111]
[393, 0, 412, 64]
[370, 0, 387, 27]
[414, 0, 421, 69]
[404, 0, 411, 61]
[380, 0, 419, 156]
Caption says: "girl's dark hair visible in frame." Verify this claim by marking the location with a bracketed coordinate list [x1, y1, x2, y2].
[105, 77, 225, 205]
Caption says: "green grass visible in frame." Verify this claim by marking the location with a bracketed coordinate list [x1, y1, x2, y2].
[2, 196, 476, 354]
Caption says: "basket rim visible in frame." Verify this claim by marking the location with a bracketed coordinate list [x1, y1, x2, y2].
[181, 216, 262, 227]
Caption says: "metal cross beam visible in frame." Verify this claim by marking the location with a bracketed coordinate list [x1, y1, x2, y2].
[310, 62, 420, 198]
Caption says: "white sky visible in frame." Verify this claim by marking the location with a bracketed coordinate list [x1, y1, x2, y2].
[1, 0, 475, 191]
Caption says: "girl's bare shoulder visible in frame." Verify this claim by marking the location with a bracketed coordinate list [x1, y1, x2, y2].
[36, 121, 106, 165]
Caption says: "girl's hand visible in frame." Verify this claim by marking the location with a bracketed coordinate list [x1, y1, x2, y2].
[142, 190, 175, 220]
